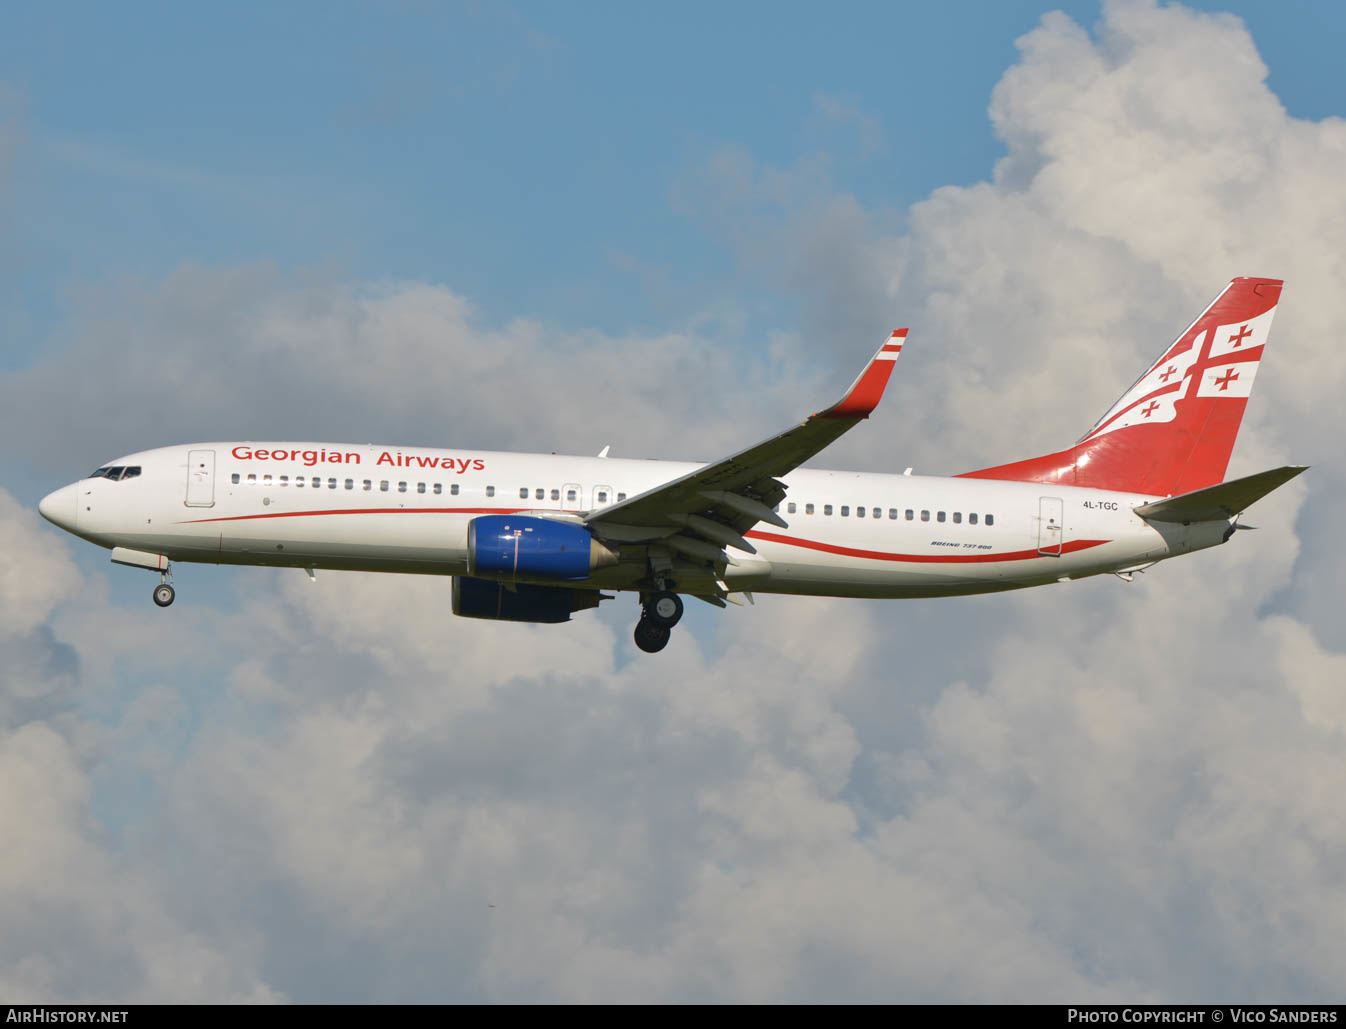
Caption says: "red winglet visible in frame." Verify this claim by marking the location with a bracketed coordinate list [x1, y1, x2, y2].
[821, 329, 906, 419]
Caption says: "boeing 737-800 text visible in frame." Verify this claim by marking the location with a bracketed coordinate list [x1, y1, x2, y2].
[39, 277, 1304, 653]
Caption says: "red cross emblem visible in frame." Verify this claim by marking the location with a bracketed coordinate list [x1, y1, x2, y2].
[1141, 401, 1160, 417]
[1228, 325, 1253, 348]
[1213, 367, 1240, 391]
[1158, 365, 1178, 382]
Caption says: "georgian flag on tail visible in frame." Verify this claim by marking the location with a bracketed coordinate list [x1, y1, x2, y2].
[960, 277, 1283, 496]
[1083, 292, 1276, 441]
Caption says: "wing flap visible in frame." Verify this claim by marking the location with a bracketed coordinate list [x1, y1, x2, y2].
[1133, 465, 1307, 523]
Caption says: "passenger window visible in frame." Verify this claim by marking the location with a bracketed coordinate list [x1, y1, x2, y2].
[536, 488, 545, 500]
[787, 502, 797, 514]
[921, 510, 930, 522]
[598, 490, 608, 503]
[247, 474, 257, 484]
[398, 482, 407, 493]
[937, 511, 946, 523]
[264, 474, 272, 485]
[617, 493, 627, 502]
[873, 508, 881, 519]
[566, 489, 577, 502]
[295, 476, 305, 487]
[550, 489, 560, 501]
[363, 480, 372, 491]
[519, 487, 529, 499]
[486, 486, 495, 497]
[986, 514, 995, 526]
[906, 509, 914, 520]
[311, 477, 321, 488]
[343, 479, 352, 490]
[380, 480, 390, 492]
[824, 505, 832, 516]
[889, 508, 898, 519]
[953, 512, 962, 524]
[232, 473, 240, 484]
[279, 475, 289, 485]
[841, 506, 849, 517]
[433, 483, 442, 495]
[806, 503, 814, 515]
[415, 483, 424, 494]
[969, 513, 978, 525]
[328, 478, 337, 489]
[451, 484, 460, 496]
[856, 506, 864, 518]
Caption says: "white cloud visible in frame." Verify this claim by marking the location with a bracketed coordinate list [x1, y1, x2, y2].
[0, 490, 281, 1003]
[0, 266, 827, 477]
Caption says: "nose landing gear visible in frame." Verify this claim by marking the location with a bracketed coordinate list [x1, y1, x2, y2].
[152, 565, 175, 608]
[633, 588, 683, 653]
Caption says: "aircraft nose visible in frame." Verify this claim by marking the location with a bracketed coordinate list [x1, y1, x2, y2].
[38, 483, 78, 531]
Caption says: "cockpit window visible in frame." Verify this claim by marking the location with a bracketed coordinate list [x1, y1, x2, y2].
[89, 465, 140, 481]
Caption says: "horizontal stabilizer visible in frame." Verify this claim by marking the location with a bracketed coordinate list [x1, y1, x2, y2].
[1134, 466, 1307, 523]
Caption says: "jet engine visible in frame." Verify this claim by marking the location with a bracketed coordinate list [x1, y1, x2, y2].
[451, 576, 602, 623]
[467, 515, 618, 581]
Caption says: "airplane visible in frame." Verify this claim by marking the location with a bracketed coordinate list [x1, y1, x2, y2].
[38, 276, 1305, 654]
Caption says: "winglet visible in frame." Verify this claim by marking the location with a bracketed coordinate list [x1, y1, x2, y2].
[821, 329, 906, 419]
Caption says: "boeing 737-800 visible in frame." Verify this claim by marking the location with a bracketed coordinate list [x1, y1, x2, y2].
[38, 277, 1304, 653]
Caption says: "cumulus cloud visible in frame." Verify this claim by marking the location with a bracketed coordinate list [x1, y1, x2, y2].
[3, 0, 1345, 1004]
[0, 490, 280, 1002]
[0, 266, 827, 478]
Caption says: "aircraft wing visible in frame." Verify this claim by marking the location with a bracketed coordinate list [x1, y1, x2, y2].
[585, 331, 907, 565]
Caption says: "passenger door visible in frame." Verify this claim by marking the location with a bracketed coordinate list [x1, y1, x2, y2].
[185, 449, 216, 508]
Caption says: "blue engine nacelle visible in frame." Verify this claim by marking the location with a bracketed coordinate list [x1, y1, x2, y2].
[452, 576, 602, 623]
[467, 515, 618, 581]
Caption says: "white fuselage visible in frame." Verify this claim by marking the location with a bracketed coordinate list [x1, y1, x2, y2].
[40, 441, 1231, 599]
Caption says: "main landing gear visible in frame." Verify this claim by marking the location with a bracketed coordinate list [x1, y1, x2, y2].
[152, 565, 175, 608]
[633, 588, 683, 654]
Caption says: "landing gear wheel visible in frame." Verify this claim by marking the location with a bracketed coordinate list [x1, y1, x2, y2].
[153, 583, 176, 608]
[634, 617, 671, 653]
[645, 590, 684, 629]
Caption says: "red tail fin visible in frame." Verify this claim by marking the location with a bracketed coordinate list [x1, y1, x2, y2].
[959, 277, 1282, 496]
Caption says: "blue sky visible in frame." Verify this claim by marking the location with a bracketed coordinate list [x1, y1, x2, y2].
[6, 0, 1341, 375]
[3, 0, 1346, 1004]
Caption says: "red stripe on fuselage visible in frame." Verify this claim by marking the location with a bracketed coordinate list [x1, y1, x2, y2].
[744, 530, 1110, 564]
[178, 506, 533, 524]
[176, 508, 1111, 566]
